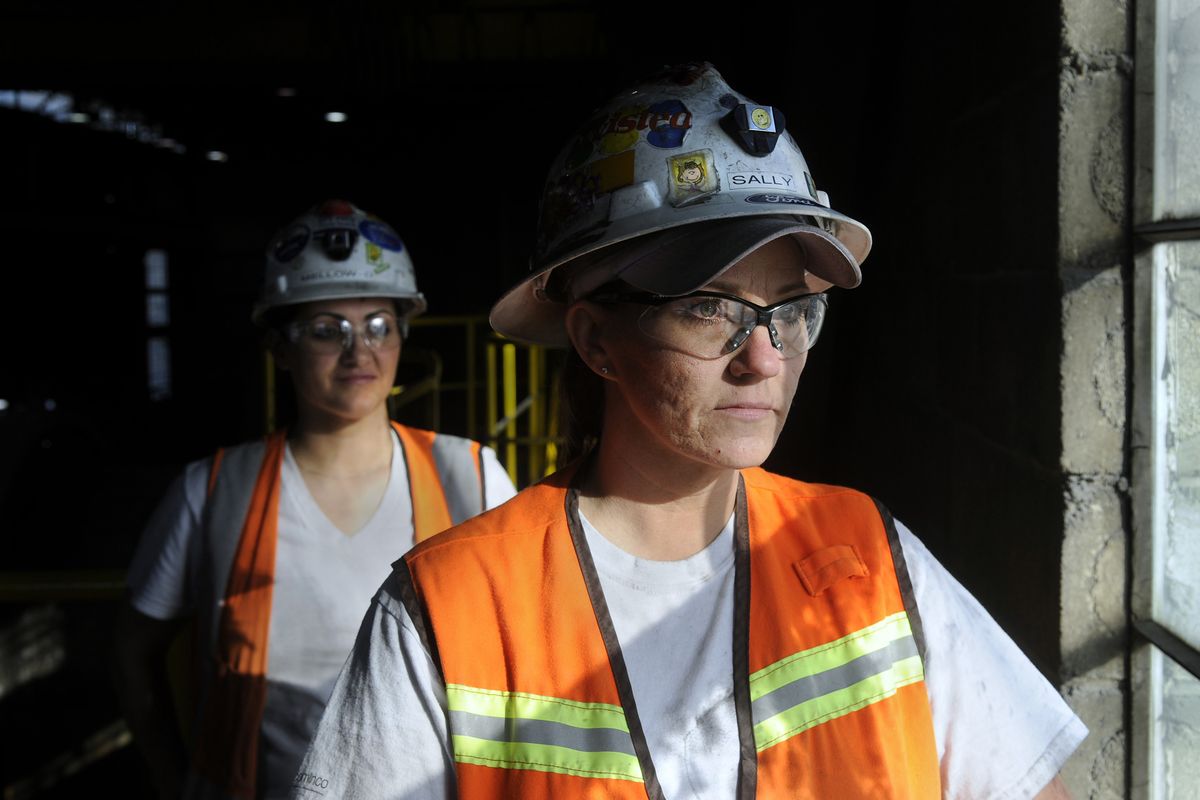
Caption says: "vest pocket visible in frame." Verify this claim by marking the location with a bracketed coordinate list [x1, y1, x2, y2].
[792, 545, 869, 596]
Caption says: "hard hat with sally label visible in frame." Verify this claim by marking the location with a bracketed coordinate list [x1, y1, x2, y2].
[490, 62, 872, 346]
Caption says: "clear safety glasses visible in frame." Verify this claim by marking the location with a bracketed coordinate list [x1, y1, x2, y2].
[591, 290, 828, 360]
[285, 312, 402, 355]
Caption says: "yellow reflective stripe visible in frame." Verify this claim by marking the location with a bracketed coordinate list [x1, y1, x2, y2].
[753, 654, 924, 750]
[452, 737, 644, 782]
[749, 611, 913, 700]
[446, 684, 643, 782]
[446, 684, 630, 731]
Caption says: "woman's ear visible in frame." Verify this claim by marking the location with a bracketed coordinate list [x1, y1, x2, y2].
[265, 330, 292, 371]
[564, 302, 615, 380]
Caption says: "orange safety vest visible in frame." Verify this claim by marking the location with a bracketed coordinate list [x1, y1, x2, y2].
[190, 422, 485, 799]
[398, 466, 940, 799]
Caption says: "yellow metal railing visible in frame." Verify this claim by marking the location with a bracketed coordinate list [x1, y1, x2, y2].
[485, 340, 560, 487]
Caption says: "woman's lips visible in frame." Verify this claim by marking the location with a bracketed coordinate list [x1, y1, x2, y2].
[717, 403, 774, 420]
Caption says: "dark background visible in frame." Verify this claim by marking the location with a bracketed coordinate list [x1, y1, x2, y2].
[0, 2, 1065, 795]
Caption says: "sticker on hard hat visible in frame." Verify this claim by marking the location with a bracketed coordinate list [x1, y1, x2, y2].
[540, 150, 636, 245]
[300, 269, 367, 282]
[317, 199, 356, 217]
[744, 194, 825, 207]
[274, 225, 310, 264]
[365, 242, 391, 274]
[668, 150, 719, 206]
[729, 172, 796, 189]
[359, 220, 404, 251]
[596, 99, 692, 154]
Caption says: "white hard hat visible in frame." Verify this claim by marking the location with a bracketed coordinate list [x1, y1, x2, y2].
[490, 62, 872, 346]
[253, 199, 427, 325]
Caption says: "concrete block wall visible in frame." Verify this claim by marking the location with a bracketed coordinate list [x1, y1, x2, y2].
[1058, 0, 1132, 796]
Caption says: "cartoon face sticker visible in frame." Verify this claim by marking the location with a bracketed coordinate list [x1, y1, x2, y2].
[750, 107, 773, 130]
[676, 160, 705, 188]
[668, 149, 719, 207]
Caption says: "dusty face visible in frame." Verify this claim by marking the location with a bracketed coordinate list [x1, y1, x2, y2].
[276, 296, 401, 428]
[596, 237, 810, 472]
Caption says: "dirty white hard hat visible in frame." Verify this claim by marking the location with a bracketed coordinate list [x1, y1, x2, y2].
[490, 62, 872, 346]
[254, 199, 427, 325]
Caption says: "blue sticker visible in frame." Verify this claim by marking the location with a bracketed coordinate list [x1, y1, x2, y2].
[744, 193, 825, 207]
[359, 219, 404, 251]
[645, 100, 692, 149]
[274, 224, 310, 263]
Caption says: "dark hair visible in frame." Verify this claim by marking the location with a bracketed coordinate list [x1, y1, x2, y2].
[558, 347, 605, 465]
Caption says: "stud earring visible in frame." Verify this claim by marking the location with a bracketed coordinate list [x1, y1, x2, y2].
[600, 366, 610, 375]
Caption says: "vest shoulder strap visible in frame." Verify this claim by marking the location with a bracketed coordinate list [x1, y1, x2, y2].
[392, 422, 485, 542]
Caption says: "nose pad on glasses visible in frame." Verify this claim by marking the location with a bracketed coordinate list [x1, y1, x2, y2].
[337, 325, 369, 355]
[724, 327, 753, 355]
[724, 323, 783, 356]
[766, 322, 784, 352]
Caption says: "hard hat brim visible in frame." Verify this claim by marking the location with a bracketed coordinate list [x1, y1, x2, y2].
[490, 216, 862, 347]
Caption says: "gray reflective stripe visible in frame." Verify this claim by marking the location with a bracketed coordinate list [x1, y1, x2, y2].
[430, 434, 484, 525]
[449, 710, 638, 757]
[751, 635, 920, 723]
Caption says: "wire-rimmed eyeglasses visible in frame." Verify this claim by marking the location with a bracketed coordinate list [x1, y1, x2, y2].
[285, 311, 402, 355]
[589, 290, 828, 360]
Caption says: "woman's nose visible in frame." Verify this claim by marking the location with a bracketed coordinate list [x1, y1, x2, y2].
[339, 330, 370, 362]
[728, 324, 782, 378]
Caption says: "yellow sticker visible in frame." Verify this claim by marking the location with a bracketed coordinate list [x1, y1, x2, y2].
[598, 106, 644, 155]
[366, 242, 390, 273]
[589, 150, 636, 193]
[668, 149, 719, 206]
[751, 107, 772, 130]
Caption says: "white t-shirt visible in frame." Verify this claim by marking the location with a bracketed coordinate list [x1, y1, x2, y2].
[126, 431, 516, 800]
[293, 511, 1087, 800]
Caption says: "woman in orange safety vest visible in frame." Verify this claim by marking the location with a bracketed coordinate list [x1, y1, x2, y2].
[295, 67, 1086, 799]
[112, 200, 515, 800]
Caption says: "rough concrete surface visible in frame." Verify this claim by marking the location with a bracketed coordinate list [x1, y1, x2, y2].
[1059, 68, 1130, 273]
[1062, 0, 1130, 56]
[1061, 476, 1127, 680]
[1058, 2, 1132, 797]
[1061, 268, 1126, 476]
[1062, 677, 1127, 800]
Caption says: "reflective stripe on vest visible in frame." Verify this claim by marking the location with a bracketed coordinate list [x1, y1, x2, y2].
[750, 611, 923, 751]
[446, 684, 644, 782]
